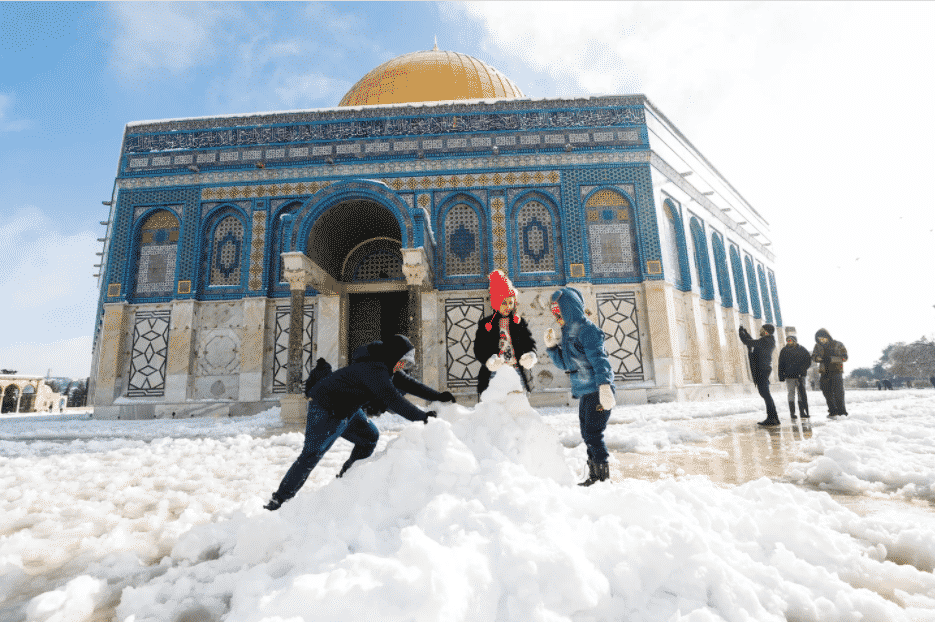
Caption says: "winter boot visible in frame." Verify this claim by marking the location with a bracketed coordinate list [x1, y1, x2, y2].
[579, 460, 598, 487]
[263, 492, 285, 511]
[757, 416, 780, 427]
[799, 401, 809, 419]
[788, 401, 797, 420]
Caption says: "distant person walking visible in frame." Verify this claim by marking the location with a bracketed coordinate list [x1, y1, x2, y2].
[739, 324, 779, 426]
[930, 375, 935, 389]
[812, 328, 848, 418]
[882, 379, 893, 390]
[778, 334, 811, 419]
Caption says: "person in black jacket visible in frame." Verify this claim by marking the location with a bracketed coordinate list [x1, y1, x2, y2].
[473, 270, 537, 396]
[263, 335, 455, 511]
[777, 334, 811, 420]
[739, 323, 779, 426]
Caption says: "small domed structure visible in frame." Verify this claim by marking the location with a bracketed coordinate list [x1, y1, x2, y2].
[339, 45, 524, 107]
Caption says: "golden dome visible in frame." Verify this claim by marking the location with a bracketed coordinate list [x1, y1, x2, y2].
[338, 47, 524, 107]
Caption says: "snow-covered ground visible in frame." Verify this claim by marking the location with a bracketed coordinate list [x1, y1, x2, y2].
[2, 373, 934, 622]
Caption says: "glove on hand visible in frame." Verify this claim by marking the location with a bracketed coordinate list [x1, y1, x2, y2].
[599, 384, 616, 411]
[486, 354, 506, 372]
[519, 351, 538, 369]
[423, 410, 437, 424]
[438, 391, 456, 403]
[544, 328, 559, 348]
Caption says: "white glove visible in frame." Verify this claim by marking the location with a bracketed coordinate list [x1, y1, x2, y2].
[519, 351, 538, 369]
[544, 328, 559, 348]
[599, 384, 616, 411]
[486, 354, 506, 372]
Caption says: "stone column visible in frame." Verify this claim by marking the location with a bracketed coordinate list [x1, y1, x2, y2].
[419, 290, 439, 388]
[281, 254, 310, 424]
[644, 280, 683, 397]
[239, 297, 266, 402]
[14, 383, 22, 414]
[689, 294, 714, 385]
[316, 295, 340, 369]
[94, 302, 129, 405]
[165, 299, 195, 403]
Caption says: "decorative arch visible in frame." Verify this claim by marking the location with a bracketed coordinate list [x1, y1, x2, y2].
[729, 244, 749, 314]
[131, 208, 181, 300]
[510, 191, 561, 277]
[438, 193, 487, 279]
[201, 206, 249, 291]
[710, 232, 732, 308]
[757, 264, 773, 324]
[768, 270, 783, 326]
[689, 217, 714, 300]
[584, 187, 641, 279]
[662, 199, 690, 290]
[744, 255, 761, 319]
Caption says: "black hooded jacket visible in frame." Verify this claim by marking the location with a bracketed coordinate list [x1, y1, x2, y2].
[739, 325, 775, 383]
[307, 335, 430, 423]
[349, 343, 448, 415]
[473, 311, 536, 395]
[778, 340, 811, 381]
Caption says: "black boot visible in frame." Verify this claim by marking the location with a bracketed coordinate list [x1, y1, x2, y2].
[788, 401, 797, 420]
[757, 416, 780, 427]
[263, 492, 285, 511]
[579, 459, 597, 487]
[799, 401, 809, 419]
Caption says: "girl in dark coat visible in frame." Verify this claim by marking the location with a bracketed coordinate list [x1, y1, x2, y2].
[473, 270, 537, 396]
[739, 323, 778, 426]
[778, 335, 811, 419]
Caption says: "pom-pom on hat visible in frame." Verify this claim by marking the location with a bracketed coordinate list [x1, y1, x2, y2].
[486, 269, 520, 331]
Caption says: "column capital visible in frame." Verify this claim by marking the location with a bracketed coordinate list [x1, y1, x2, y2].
[402, 246, 433, 289]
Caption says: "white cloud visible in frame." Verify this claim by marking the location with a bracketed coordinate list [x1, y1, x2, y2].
[0, 207, 98, 377]
[0, 93, 31, 132]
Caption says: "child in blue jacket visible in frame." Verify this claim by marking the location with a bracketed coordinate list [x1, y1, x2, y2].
[544, 287, 616, 486]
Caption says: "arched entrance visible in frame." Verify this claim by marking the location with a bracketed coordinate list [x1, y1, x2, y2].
[2, 385, 20, 413]
[305, 199, 415, 365]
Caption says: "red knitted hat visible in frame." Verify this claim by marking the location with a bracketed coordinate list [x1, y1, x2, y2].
[486, 270, 520, 330]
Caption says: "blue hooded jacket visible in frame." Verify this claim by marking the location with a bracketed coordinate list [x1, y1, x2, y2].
[546, 287, 615, 398]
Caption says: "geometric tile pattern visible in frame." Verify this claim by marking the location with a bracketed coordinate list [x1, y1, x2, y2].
[516, 200, 556, 273]
[386, 170, 560, 193]
[201, 181, 333, 201]
[127, 309, 170, 397]
[444, 203, 482, 276]
[491, 197, 507, 271]
[272, 303, 315, 394]
[444, 297, 485, 388]
[134, 210, 179, 297]
[248, 211, 266, 290]
[588, 224, 637, 276]
[596, 292, 644, 382]
[209, 215, 244, 286]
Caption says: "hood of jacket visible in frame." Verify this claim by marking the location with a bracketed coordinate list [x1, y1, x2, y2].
[815, 328, 832, 342]
[550, 287, 588, 325]
[352, 334, 414, 369]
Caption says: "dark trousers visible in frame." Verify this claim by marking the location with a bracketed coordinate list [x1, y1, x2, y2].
[755, 375, 778, 418]
[820, 372, 847, 415]
[275, 404, 379, 501]
[579, 391, 612, 464]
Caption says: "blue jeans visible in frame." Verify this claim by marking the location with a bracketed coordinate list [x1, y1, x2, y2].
[579, 391, 612, 464]
[274, 403, 379, 501]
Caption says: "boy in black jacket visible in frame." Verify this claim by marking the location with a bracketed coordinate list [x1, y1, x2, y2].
[739, 323, 779, 426]
[264, 335, 454, 510]
[777, 335, 811, 419]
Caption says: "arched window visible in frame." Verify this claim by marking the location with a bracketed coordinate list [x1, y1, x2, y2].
[744, 255, 761, 319]
[689, 217, 714, 300]
[757, 264, 773, 324]
[768, 270, 783, 326]
[663, 200, 689, 289]
[711, 232, 732, 308]
[270, 202, 301, 288]
[515, 198, 558, 274]
[443, 202, 484, 277]
[206, 213, 247, 288]
[586, 189, 640, 279]
[134, 209, 180, 298]
[729, 245, 748, 314]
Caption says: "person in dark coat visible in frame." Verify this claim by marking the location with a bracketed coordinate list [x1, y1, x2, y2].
[777, 334, 811, 419]
[812, 328, 848, 417]
[739, 323, 779, 426]
[882, 379, 893, 390]
[263, 335, 454, 511]
[930, 376, 935, 389]
[473, 270, 537, 396]
[545, 287, 616, 486]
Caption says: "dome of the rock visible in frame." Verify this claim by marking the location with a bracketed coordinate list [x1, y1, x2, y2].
[338, 46, 524, 107]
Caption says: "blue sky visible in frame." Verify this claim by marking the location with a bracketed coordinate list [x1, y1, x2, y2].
[1, 1, 933, 378]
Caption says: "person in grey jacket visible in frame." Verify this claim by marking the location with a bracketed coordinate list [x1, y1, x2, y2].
[777, 334, 811, 419]
[544, 287, 616, 486]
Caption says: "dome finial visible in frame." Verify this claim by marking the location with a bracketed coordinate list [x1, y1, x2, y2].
[433, 36, 438, 51]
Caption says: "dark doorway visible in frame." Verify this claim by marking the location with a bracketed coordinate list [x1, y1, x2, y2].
[348, 291, 412, 360]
